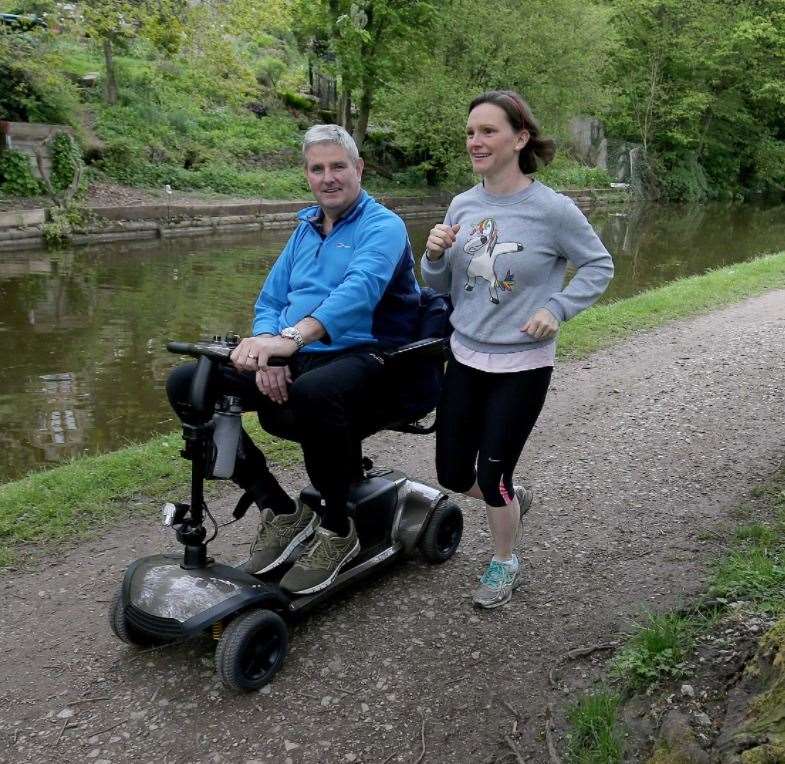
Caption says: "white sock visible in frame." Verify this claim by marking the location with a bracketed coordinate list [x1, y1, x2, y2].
[492, 554, 518, 570]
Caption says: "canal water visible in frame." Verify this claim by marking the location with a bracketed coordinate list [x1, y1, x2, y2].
[1, 201, 784, 483]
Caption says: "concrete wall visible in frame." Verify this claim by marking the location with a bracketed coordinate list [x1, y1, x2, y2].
[0, 121, 76, 179]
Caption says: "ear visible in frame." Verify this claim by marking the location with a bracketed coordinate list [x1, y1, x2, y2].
[355, 157, 365, 178]
[516, 130, 530, 151]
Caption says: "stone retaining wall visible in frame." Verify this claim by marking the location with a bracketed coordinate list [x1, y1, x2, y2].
[0, 187, 631, 250]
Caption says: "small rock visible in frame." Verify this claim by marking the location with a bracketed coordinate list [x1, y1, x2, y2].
[86, 749, 101, 759]
[694, 712, 711, 726]
[360, 703, 369, 713]
[471, 651, 480, 660]
[321, 696, 332, 706]
[345, 755, 357, 762]
[56, 708, 75, 719]
[283, 740, 300, 752]
[680, 684, 695, 698]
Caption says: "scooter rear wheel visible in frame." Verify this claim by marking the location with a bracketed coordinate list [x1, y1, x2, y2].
[215, 608, 289, 691]
[419, 499, 463, 563]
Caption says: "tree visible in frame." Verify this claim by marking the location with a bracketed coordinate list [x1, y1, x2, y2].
[604, 0, 785, 197]
[295, 0, 437, 150]
[82, 0, 185, 104]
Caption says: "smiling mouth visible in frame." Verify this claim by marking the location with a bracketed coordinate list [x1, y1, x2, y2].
[471, 153, 490, 159]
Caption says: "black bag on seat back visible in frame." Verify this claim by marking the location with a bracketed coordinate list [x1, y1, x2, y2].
[417, 287, 452, 340]
[379, 288, 452, 427]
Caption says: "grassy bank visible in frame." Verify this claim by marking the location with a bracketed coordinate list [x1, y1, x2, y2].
[1, 252, 784, 565]
[563, 467, 785, 762]
[559, 250, 785, 359]
[0, 418, 298, 567]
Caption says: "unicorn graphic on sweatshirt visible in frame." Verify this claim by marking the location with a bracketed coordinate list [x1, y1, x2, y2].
[464, 218, 523, 304]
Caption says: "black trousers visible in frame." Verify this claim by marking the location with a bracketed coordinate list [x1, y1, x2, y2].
[435, 355, 552, 507]
[166, 347, 387, 533]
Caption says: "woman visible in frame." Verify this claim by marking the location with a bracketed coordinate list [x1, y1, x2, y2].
[422, 90, 613, 608]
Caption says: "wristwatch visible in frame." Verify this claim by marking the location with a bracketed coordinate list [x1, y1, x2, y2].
[280, 326, 305, 350]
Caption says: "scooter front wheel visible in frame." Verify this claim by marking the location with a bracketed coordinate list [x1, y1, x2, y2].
[109, 587, 170, 648]
[215, 608, 289, 691]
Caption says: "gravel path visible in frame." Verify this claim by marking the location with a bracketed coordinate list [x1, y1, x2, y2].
[1, 290, 784, 764]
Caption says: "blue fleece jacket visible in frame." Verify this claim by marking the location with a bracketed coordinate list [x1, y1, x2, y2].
[252, 191, 420, 352]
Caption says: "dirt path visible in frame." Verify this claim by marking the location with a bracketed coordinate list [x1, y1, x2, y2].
[2, 291, 785, 764]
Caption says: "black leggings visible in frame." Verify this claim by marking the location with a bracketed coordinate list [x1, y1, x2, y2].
[435, 356, 552, 507]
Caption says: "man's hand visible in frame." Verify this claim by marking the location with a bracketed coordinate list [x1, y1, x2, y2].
[521, 308, 560, 341]
[230, 335, 298, 404]
[425, 223, 461, 261]
[230, 336, 271, 372]
[256, 365, 292, 404]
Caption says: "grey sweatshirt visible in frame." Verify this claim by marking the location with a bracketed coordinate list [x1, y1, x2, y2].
[421, 180, 614, 353]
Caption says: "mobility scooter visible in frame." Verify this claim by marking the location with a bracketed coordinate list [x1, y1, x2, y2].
[109, 316, 463, 691]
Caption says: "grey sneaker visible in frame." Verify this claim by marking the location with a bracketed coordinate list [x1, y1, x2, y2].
[513, 485, 533, 550]
[241, 503, 319, 574]
[472, 557, 521, 609]
[280, 520, 360, 595]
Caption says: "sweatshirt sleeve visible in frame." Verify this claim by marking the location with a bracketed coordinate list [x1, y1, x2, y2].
[310, 213, 407, 343]
[544, 196, 614, 322]
[420, 207, 454, 293]
[252, 228, 298, 336]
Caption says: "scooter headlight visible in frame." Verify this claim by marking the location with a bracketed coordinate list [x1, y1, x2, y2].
[162, 502, 177, 527]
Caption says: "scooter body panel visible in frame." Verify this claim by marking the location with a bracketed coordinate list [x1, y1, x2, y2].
[123, 555, 288, 638]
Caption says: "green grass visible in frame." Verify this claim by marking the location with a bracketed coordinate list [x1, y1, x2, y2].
[566, 690, 623, 764]
[0, 417, 298, 565]
[559, 251, 785, 359]
[611, 612, 695, 691]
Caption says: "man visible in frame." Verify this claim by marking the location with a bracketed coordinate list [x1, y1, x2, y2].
[166, 124, 420, 594]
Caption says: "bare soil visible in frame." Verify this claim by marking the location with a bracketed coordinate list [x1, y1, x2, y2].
[1, 291, 784, 764]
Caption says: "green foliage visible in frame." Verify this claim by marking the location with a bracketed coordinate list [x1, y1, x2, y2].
[604, 0, 785, 198]
[278, 89, 315, 112]
[50, 132, 83, 192]
[0, 29, 81, 124]
[537, 154, 612, 190]
[0, 150, 43, 196]
[374, 0, 611, 184]
[42, 202, 87, 246]
[611, 612, 694, 690]
[256, 55, 286, 88]
[0, 418, 299, 565]
[710, 524, 785, 611]
[566, 690, 623, 764]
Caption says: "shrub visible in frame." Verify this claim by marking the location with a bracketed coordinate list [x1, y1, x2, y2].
[0, 150, 44, 196]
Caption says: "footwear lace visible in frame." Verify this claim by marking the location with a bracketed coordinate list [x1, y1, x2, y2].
[296, 532, 344, 571]
[480, 561, 511, 590]
[251, 514, 295, 551]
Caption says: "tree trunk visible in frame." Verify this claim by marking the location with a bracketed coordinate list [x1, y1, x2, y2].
[353, 85, 372, 152]
[341, 90, 353, 134]
[103, 38, 118, 105]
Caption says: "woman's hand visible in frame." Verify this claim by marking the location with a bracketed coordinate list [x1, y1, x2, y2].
[521, 308, 560, 340]
[425, 223, 461, 260]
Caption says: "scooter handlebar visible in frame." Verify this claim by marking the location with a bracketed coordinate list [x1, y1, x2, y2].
[166, 339, 288, 366]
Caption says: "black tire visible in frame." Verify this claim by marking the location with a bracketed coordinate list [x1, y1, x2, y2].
[109, 587, 166, 647]
[419, 499, 463, 563]
[215, 609, 289, 691]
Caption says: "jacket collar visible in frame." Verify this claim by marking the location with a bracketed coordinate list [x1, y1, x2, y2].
[298, 190, 369, 230]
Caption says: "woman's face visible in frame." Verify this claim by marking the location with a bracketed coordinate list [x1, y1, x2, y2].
[466, 102, 528, 178]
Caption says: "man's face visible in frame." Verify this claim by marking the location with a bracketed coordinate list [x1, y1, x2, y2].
[304, 142, 364, 219]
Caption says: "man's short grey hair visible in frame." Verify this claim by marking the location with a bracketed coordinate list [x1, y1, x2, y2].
[302, 124, 360, 165]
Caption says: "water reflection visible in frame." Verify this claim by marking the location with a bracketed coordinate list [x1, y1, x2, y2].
[1, 201, 784, 483]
